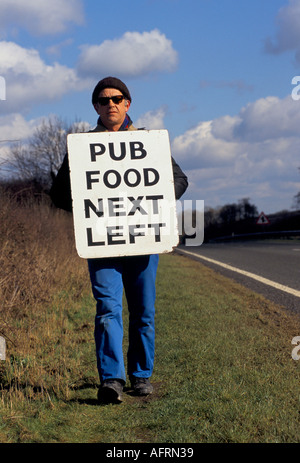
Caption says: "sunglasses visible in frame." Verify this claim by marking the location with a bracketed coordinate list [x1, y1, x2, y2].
[97, 95, 125, 106]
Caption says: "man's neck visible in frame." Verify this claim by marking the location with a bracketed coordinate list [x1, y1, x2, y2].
[105, 123, 122, 131]
[95, 115, 131, 132]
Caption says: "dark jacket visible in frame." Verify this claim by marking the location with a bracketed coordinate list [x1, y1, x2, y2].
[50, 120, 188, 212]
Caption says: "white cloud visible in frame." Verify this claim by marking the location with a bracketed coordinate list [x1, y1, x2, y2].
[135, 106, 167, 130]
[0, 113, 39, 141]
[171, 120, 239, 169]
[171, 95, 300, 212]
[229, 96, 300, 142]
[0, 41, 90, 114]
[0, 113, 43, 166]
[0, 29, 178, 115]
[77, 29, 178, 78]
[0, 0, 84, 36]
[265, 0, 300, 63]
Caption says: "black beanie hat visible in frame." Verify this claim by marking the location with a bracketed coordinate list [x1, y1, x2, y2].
[92, 77, 132, 104]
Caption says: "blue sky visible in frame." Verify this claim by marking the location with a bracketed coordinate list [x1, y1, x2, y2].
[1, 0, 300, 214]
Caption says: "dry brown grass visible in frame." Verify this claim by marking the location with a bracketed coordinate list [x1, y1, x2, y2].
[0, 186, 93, 403]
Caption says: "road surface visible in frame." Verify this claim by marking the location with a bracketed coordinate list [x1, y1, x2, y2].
[176, 241, 300, 314]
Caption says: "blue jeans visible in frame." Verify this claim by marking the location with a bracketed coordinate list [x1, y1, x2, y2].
[88, 254, 159, 384]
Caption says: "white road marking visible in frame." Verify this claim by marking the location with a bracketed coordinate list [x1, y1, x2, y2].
[178, 249, 300, 298]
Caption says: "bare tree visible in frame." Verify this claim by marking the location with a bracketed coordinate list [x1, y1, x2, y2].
[2, 115, 90, 189]
[219, 203, 240, 224]
[238, 197, 258, 219]
[292, 191, 300, 210]
[218, 198, 258, 224]
[292, 168, 300, 210]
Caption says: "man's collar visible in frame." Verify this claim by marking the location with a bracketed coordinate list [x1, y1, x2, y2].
[95, 114, 133, 132]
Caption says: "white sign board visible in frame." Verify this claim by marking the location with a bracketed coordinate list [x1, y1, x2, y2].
[67, 130, 179, 258]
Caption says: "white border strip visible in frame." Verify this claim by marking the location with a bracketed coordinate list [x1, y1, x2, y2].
[178, 249, 300, 298]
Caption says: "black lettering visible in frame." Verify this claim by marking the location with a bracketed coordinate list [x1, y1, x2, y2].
[129, 224, 146, 243]
[109, 142, 126, 161]
[90, 143, 105, 161]
[86, 228, 105, 246]
[130, 141, 147, 159]
[128, 196, 147, 216]
[148, 223, 166, 242]
[86, 171, 100, 189]
[146, 195, 163, 214]
[144, 168, 159, 187]
[108, 197, 126, 216]
[84, 199, 104, 218]
[124, 169, 141, 187]
[103, 170, 121, 188]
[107, 226, 126, 245]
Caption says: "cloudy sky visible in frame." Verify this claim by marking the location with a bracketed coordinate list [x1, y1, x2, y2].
[1, 0, 300, 214]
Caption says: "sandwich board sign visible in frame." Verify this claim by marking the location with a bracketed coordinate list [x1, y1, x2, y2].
[67, 130, 179, 258]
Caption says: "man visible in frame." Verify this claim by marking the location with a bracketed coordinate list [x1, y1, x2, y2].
[50, 77, 188, 403]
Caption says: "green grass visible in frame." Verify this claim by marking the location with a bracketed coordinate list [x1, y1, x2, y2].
[1, 252, 300, 443]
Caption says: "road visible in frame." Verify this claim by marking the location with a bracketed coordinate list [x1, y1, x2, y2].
[176, 241, 300, 314]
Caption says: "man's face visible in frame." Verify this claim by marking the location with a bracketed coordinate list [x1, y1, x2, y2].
[94, 87, 130, 131]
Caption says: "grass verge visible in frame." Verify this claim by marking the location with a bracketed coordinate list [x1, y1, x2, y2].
[1, 248, 300, 443]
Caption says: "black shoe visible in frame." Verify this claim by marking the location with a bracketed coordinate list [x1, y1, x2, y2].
[98, 379, 123, 403]
[130, 377, 153, 396]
